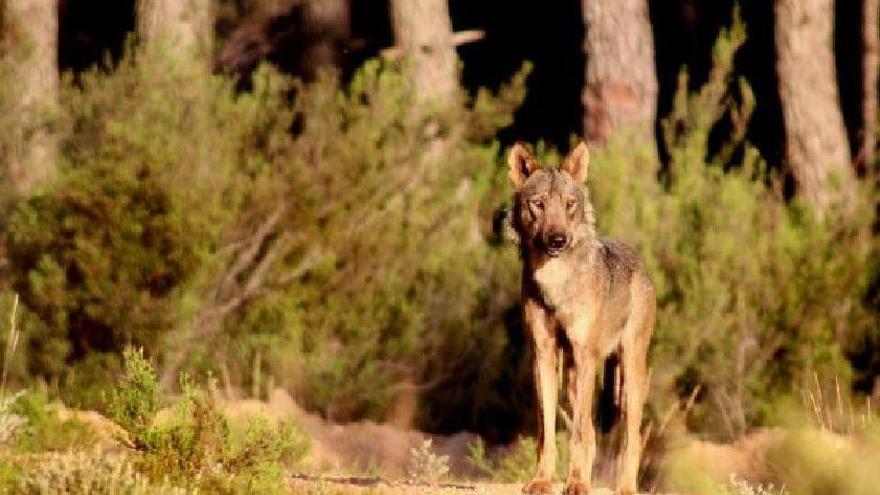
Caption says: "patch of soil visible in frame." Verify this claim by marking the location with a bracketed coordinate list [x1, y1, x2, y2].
[221, 388, 479, 476]
[285, 476, 625, 495]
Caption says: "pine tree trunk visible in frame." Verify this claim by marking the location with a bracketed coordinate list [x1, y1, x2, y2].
[390, 0, 457, 106]
[863, 0, 879, 174]
[302, 0, 350, 77]
[137, 0, 212, 61]
[775, 0, 856, 213]
[2, 0, 58, 194]
[582, 0, 658, 147]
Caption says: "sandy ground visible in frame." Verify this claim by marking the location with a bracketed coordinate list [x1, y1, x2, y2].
[286, 476, 635, 495]
[48, 389, 803, 495]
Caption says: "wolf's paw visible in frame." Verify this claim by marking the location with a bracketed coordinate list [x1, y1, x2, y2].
[614, 489, 636, 495]
[562, 480, 590, 495]
[522, 478, 554, 494]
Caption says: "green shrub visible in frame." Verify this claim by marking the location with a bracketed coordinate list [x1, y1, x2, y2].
[3, 43, 532, 429]
[206, 59, 531, 427]
[761, 426, 880, 495]
[484, 436, 536, 482]
[5, 162, 200, 366]
[3, 54, 222, 396]
[467, 435, 570, 482]
[0, 391, 26, 445]
[107, 348, 308, 492]
[0, 459, 22, 494]
[7, 390, 95, 453]
[406, 438, 450, 483]
[106, 348, 159, 450]
[663, 413, 880, 495]
[15, 449, 191, 495]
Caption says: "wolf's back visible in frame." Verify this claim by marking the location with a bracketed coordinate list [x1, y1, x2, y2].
[596, 238, 644, 286]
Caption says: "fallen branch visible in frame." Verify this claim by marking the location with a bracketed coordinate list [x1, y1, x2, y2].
[379, 30, 485, 59]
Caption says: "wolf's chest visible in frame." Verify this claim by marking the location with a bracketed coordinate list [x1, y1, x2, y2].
[533, 258, 574, 310]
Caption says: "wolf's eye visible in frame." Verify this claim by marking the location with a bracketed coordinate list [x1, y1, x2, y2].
[530, 199, 544, 210]
[567, 199, 577, 211]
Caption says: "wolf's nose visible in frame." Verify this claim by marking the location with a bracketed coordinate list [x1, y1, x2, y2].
[548, 233, 568, 249]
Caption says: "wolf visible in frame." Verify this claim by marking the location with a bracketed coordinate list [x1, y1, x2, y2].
[506, 142, 655, 495]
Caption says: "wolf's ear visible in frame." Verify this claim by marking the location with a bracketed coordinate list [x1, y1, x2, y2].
[507, 142, 540, 189]
[561, 141, 590, 183]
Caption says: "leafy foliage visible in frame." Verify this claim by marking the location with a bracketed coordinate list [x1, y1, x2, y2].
[106, 348, 159, 450]
[16, 449, 192, 495]
[106, 348, 308, 492]
[467, 436, 536, 482]
[224, 59, 529, 424]
[406, 438, 450, 483]
[2, 46, 535, 431]
[6, 390, 95, 453]
[467, 433, 571, 482]
[0, 391, 26, 445]
[3, 53, 236, 395]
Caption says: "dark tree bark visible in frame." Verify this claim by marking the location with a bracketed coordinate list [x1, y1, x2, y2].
[862, 0, 879, 174]
[582, 0, 658, 147]
[215, 0, 298, 74]
[390, 0, 458, 106]
[137, 0, 212, 60]
[301, 0, 350, 76]
[775, 0, 856, 213]
[2, 0, 58, 193]
[214, 0, 350, 78]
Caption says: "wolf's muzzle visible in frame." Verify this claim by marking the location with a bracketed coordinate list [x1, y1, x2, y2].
[545, 232, 569, 256]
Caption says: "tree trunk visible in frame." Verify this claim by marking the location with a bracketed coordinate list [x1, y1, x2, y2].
[137, 0, 212, 61]
[582, 0, 658, 147]
[2, 0, 58, 194]
[775, 0, 856, 214]
[389, 0, 457, 106]
[862, 0, 879, 175]
[301, 0, 350, 77]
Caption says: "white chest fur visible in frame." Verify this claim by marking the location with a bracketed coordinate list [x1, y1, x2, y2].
[533, 257, 570, 310]
[533, 256, 601, 347]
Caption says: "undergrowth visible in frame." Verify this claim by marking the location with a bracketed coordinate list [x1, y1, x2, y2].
[107, 347, 309, 494]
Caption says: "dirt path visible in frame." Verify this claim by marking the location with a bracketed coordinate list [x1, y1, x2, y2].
[287, 475, 632, 495]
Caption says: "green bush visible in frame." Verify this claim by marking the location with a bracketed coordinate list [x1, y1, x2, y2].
[106, 348, 159, 450]
[3, 52, 240, 398]
[3, 45, 534, 430]
[7, 390, 95, 453]
[467, 436, 536, 482]
[5, 162, 200, 367]
[467, 434, 571, 482]
[107, 348, 308, 492]
[15, 449, 192, 495]
[663, 412, 880, 495]
[164, 58, 532, 428]
[0, 459, 23, 494]
[221, 59, 529, 424]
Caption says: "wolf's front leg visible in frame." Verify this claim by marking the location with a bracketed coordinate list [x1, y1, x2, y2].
[523, 301, 558, 495]
[616, 328, 650, 495]
[564, 346, 597, 495]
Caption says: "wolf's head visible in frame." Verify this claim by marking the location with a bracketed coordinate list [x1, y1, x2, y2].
[507, 141, 596, 258]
